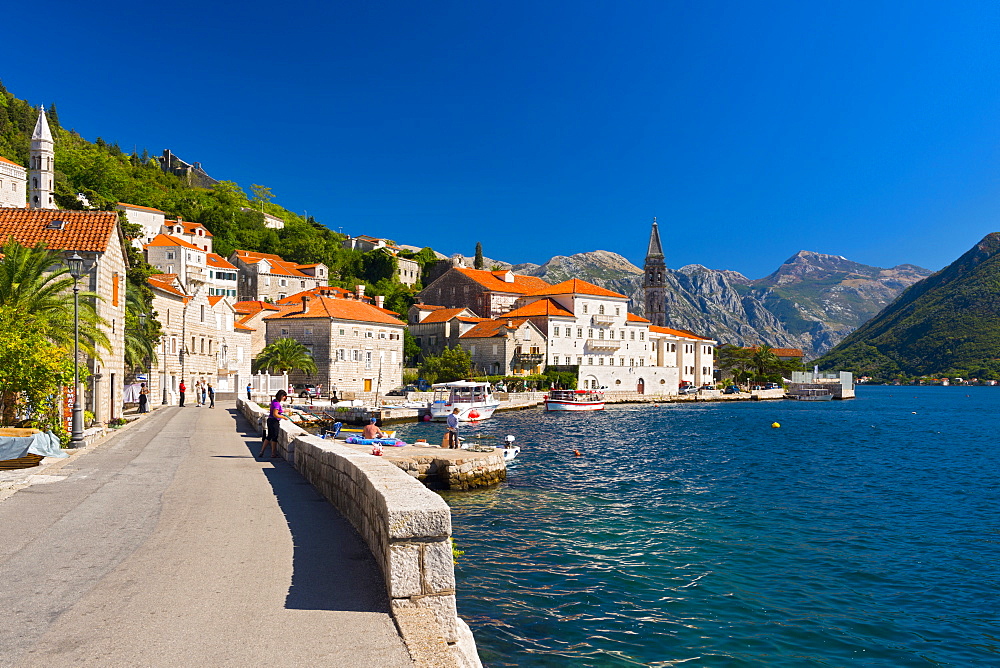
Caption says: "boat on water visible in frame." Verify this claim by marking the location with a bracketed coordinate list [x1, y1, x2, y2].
[429, 381, 501, 422]
[787, 388, 834, 401]
[545, 389, 605, 412]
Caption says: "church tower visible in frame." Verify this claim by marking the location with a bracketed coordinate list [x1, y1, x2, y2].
[643, 218, 667, 326]
[29, 106, 55, 209]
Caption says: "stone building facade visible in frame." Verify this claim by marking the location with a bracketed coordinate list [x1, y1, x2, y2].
[230, 250, 328, 302]
[118, 202, 167, 248]
[457, 318, 547, 376]
[417, 267, 551, 318]
[643, 219, 667, 327]
[0, 156, 26, 208]
[263, 295, 405, 396]
[407, 304, 483, 360]
[29, 107, 55, 209]
[0, 208, 128, 423]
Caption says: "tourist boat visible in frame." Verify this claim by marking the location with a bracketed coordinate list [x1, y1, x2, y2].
[545, 389, 605, 412]
[787, 388, 834, 401]
[429, 381, 501, 422]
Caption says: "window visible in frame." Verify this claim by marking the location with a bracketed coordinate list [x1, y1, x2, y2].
[200, 305, 205, 322]
[640, 332, 645, 340]
[577, 328, 583, 338]
[577, 356, 583, 365]
[340, 329, 345, 336]
[352, 350, 360, 362]
[280, 328, 288, 336]
[337, 349, 346, 361]
[588, 329, 594, 338]
[365, 351, 373, 369]
[640, 359, 644, 366]
[166, 252, 175, 260]
[553, 326, 560, 337]
[552, 355, 559, 365]
[587, 357, 593, 365]
[470, 345, 476, 355]
[630, 331, 635, 340]
[191, 336, 196, 351]
[279, 279, 287, 287]
[599, 330, 604, 340]
[171, 338, 176, 354]
[200, 338, 205, 353]
[301, 281, 306, 288]
[304, 327, 313, 336]
[582, 304, 588, 314]
[492, 344, 498, 354]
[598, 357, 604, 365]
[599, 305, 605, 315]
[615, 307, 620, 316]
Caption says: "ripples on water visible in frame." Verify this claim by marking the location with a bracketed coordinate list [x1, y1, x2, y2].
[394, 387, 1000, 666]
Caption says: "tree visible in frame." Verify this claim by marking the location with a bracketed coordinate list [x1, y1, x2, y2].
[474, 242, 484, 269]
[253, 337, 317, 375]
[124, 287, 159, 375]
[419, 346, 473, 383]
[403, 330, 421, 365]
[750, 345, 780, 381]
[362, 248, 398, 284]
[0, 306, 73, 433]
[0, 238, 109, 358]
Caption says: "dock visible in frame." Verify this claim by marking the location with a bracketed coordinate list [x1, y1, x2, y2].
[337, 440, 507, 490]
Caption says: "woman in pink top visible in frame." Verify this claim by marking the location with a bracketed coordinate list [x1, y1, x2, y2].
[259, 390, 288, 459]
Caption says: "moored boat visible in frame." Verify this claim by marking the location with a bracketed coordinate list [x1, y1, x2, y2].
[429, 381, 501, 421]
[545, 389, 605, 411]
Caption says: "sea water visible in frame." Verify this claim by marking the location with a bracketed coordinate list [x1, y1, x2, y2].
[393, 386, 1000, 666]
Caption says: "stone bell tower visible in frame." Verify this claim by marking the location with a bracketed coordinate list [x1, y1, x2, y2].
[643, 218, 667, 326]
[29, 106, 56, 209]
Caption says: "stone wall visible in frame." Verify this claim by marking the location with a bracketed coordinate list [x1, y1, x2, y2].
[236, 398, 481, 668]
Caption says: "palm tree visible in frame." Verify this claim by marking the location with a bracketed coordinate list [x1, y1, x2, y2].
[750, 345, 780, 381]
[124, 287, 158, 373]
[253, 337, 317, 375]
[0, 238, 109, 359]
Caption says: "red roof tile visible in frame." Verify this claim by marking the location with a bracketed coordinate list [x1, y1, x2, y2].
[0, 156, 24, 169]
[651, 324, 709, 339]
[626, 312, 651, 323]
[525, 278, 627, 299]
[148, 273, 186, 298]
[232, 300, 281, 314]
[453, 268, 551, 294]
[419, 307, 475, 324]
[460, 318, 533, 338]
[0, 208, 118, 253]
[145, 233, 205, 252]
[207, 296, 225, 306]
[206, 252, 237, 269]
[264, 295, 404, 325]
[233, 249, 311, 278]
[504, 298, 574, 318]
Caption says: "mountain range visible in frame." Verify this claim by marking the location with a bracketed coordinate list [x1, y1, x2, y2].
[815, 233, 1000, 378]
[469, 249, 932, 358]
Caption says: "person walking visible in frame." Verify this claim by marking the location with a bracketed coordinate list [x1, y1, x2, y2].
[207, 383, 215, 408]
[138, 383, 149, 414]
[201, 382, 208, 407]
[445, 408, 460, 448]
[259, 390, 288, 459]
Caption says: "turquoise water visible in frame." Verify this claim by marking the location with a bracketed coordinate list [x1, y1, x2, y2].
[394, 387, 1000, 666]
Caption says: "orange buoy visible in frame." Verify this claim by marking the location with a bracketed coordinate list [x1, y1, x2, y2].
[573, 450, 582, 457]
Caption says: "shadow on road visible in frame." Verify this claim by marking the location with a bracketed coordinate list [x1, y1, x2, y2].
[227, 408, 391, 614]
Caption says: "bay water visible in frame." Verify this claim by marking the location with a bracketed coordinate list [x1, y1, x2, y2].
[394, 386, 999, 666]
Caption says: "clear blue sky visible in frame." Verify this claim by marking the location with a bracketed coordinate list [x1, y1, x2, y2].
[6, 1, 1000, 277]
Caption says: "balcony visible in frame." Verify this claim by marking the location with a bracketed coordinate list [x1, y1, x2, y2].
[586, 338, 621, 351]
[591, 314, 616, 326]
[514, 352, 545, 366]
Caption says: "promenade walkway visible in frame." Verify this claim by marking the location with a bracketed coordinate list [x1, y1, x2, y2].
[0, 402, 412, 667]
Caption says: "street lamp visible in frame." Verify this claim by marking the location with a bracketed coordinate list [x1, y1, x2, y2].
[66, 252, 85, 448]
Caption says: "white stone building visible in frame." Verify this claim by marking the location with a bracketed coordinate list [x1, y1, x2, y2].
[0, 156, 26, 208]
[145, 234, 207, 291]
[206, 252, 238, 298]
[118, 202, 167, 248]
[230, 250, 328, 302]
[457, 317, 547, 376]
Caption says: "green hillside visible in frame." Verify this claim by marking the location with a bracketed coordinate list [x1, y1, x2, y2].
[815, 233, 1000, 380]
[0, 81, 437, 313]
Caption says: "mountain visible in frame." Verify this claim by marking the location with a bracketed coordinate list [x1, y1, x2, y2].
[507, 249, 930, 357]
[815, 233, 1000, 379]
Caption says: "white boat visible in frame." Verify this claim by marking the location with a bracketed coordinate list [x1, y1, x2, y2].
[545, 389, 605, 412]
[429, 381, 501, 421]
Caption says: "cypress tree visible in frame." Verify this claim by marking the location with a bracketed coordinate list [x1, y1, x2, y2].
[474, 242, 484, 269]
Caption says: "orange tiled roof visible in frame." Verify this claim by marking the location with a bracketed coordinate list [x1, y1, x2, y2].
[148, 273, 186, 298]
[264, 295, 404, 325]
[413, 303, 445, 310]
[626, 313, 651, 323]
[206, 252, 237, 269]
[650, 324, 707, 339]
[233, 249, 311, 278]
[460, 317, 533, 339]
[453, 267, 551, 294]
[0, 156, 25, 169]
[177, 221, 212, 237]
[744, 346, 802, 357]
[419, 307, 475, 324]
[0, 208, 118, 253]
[504, 298, 574, 318]
[145, 233, 205, 252]
[234, 322, 255, 331]
[233, 300, 281, 314]
[207, 296, 225, 306]
[117, 202, 164, 213]
[525, 278, 627, 299]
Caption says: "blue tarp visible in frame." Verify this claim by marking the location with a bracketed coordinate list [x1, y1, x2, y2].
[0, 431, 68, 460]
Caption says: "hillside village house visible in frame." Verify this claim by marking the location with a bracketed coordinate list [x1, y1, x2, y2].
[229, 249, 328, 302]
[118, 202, 166, 248]
[407, 305, 484, 359]
[206, 252, 238, 298]
[341, 235, 421, 286]
[263, 294, 405, 397]
[233, 300, 281, 358]
[148, 274, 252, 402]
[457, 318, 547, 376]
[0, 156, 27, 208]
[0, 208, 128, 424]
[417, 266, 551, 318]
[145, 234, 207, 289]
[239, 206, 285, 230]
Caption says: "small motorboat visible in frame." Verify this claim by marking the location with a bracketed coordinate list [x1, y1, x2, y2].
[545, 389, 605, 411]
[429, 381, 500, 421]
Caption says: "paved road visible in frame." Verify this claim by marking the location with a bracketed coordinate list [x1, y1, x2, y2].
[0, 403, 412, 667]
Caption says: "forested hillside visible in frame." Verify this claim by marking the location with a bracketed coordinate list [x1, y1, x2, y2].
[0, 81, 438, 314]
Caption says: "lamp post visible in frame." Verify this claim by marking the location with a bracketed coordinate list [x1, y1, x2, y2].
[66, 252, 85, 448]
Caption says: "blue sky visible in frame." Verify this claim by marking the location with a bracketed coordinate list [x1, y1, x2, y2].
[6, 1, 1000, 277]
